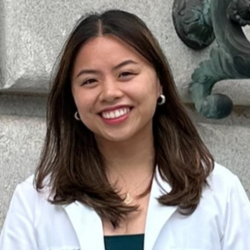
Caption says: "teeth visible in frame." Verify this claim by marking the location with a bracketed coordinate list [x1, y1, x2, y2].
[102, 108, 130, 119]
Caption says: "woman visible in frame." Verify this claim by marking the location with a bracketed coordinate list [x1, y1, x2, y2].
[0, 9, 249, 250]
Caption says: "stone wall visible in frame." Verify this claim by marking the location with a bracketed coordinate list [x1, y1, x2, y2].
[0, 0, 249, 230]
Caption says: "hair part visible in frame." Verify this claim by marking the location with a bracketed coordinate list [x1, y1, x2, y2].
[35, 9, 214, 227]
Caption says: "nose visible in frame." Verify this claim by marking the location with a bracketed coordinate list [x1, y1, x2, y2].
[99, 78, 123, 103]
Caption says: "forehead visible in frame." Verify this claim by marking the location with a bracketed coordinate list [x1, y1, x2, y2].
[74, 35, 147, 67]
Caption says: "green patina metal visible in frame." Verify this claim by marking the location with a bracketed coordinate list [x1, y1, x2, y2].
[172, 0, 215, 50]
[172, 0, 250, 119]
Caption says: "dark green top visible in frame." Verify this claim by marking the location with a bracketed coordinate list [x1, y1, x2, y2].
[104, 234, 144, 250]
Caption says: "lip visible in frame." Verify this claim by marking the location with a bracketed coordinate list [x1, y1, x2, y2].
[98, 105, 132, 113]
[98, 105, 133, 125]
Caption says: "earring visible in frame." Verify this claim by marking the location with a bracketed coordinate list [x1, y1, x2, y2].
[157, 94, 166, 105]
[74, 111, 81, 121]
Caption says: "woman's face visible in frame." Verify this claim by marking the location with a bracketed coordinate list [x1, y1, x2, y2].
[71, 35, 161, 143]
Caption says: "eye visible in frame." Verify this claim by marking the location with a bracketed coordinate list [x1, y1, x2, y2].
[81, 78, 97, 86]
[119, 72, 135, 78]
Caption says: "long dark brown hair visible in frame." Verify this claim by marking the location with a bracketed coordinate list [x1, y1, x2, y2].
[35, 9, 214, 227]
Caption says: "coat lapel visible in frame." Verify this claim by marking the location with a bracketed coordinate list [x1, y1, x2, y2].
[62, 168, 177, 250]
[63, 202, 105, 250]
[144, 168, 178, 250]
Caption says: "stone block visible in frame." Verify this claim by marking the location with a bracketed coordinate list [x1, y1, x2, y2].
[0, 115, 45, 230]
[198, 123, 250, 194]
[0, 0, 249, 106]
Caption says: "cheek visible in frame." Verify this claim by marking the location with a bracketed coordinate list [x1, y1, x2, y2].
[73, 92, 92, 113]
[141, 80, 160, 101]
[157, 82, 162, 96]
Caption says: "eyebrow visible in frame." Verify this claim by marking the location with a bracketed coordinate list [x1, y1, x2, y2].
[113, 60, 138, 70]
[75, 60, 139, 79]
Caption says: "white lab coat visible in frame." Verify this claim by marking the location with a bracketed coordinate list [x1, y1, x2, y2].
[0, 163, 250, 250]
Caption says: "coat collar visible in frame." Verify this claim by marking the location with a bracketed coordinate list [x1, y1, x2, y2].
[63, 167, 178, 250]
[144, 168, 178, 250]
[63, 202, 105, 250]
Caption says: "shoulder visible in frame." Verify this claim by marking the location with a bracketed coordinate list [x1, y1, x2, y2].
[18, 174, 50, 194]
[15, 174, 37, 195]
[22, 174, 35, 187]
[208, 162, 238, 185]
[16, 175, 39, 194]
[2, 175, 51, 234]
[205, 162, 249, 202]
[11, 175, 51, 209]
[205, 163, 250, 245]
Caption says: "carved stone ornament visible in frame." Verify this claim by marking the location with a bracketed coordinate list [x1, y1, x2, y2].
[172, 0, 250, 119]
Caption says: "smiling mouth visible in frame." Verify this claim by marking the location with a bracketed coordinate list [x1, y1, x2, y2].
[101, 108, 131, 119]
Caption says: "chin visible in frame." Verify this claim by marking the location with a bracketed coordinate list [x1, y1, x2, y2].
[96, 131, 135, 143]
[104, 135, 133, 142]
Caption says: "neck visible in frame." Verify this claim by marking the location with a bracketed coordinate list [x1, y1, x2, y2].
[95, 128, 155, 190]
